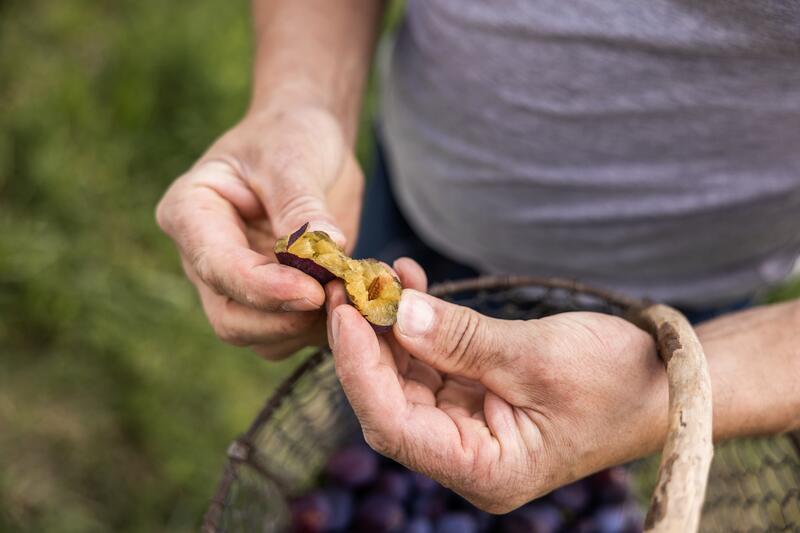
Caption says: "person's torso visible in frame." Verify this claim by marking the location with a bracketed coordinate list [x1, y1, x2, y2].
[380, 0, 800, 305]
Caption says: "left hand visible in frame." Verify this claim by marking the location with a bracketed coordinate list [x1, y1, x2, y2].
[326, 258, 667, 513]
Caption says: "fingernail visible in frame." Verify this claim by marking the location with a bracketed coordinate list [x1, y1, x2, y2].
[307, 221, 346, 246]
[396, 290, 434, 338]
[330, 308, 342, 348]
[280, 298, 320, 312]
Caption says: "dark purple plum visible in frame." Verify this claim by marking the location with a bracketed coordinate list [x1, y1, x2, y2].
[589, 467, 631, 504]
[376, 470, 412, 501]
[472, 510, 493, 531]
[410, 472, 439, 494]
[325, 443, 379, 488]
[287, 222, 309, 247]
[572, 518, 595, 532]
[551, 480, 591, 514]
[624, 506, 644, 533]
[434, 512, 478, 533]
[411, 491, 447, 520]
[445, 491, 473, 510]
[289, 491, 332, 533]
[404, 517, 434, 533]
[594, 506, 627, 533]
[593, 504, 644, 533]
[355, 494, 406, 532]
[275, 252, 337, 284]
[499, 503, 563, 533]
[323, 488, 353, 531]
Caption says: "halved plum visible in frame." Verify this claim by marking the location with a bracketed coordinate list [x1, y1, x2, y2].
[274, 223, 402, 330]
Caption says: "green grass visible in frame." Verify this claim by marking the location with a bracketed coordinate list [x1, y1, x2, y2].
[0, 1, 296, 531]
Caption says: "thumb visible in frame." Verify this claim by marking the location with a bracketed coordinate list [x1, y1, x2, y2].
[258, 172, 346, 248]
[393, 289, 513, 379]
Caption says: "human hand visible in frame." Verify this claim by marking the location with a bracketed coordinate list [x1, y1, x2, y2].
[327, 262, 667, 513]
[157, 105, 363, 359]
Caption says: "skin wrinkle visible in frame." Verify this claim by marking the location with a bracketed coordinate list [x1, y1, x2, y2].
[194, 157, 264, 220]
[191, 191, 245, 232]
[435, 306, 482, 374]
[401, 403, 450, 480]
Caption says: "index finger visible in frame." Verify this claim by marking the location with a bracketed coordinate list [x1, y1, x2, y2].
[159, 179, 325, 311]
[330, 304, 466, 478]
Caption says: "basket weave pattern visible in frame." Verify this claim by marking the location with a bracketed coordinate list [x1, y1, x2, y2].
[202, 277, 800, 532]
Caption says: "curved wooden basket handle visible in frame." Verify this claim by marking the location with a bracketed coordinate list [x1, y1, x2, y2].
[629, 304, 714, 533]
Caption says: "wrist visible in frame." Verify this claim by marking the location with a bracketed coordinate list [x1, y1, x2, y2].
[247, 83, 358, 147]
[697, 299, 800, 441]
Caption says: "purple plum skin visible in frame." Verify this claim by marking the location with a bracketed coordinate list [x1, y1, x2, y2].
[289, 491, 332, 533]
[377, 470, 412, 501]
[325, 444, 379, 489]
[412, 492, 447, 521]
[434, 512, 478, 533]
[404, 517, 434, 533]
[323, 488, 354, 531]
[355, 494, 406, 532]
[287, 222, 310, 247]
[371, 323, 392, 334]
[499, 503, 563, 533]
[590, 467, 630, 504]
[276, 252, 337, 285]
[551, 480, 591, 514]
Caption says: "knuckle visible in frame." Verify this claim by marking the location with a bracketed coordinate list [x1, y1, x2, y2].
[154, 197, 170, 232]
[210, 313, 247, 346]
[154, 177, 190, 235]
[436, 308, 489, 370]
[190, 246, 213, 283]
[480, 498, 520, 515]
[277, 192, 328, 226]
[466, 482, 529, 514]
[362, 430, 397, 459]
[191, 246, 229, 295]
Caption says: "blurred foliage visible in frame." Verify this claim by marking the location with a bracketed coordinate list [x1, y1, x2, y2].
[0, 0, 795, 532]
[0, 1, 297, 531]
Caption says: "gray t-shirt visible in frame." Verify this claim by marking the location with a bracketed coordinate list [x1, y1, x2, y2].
[380, 0, 800, 306]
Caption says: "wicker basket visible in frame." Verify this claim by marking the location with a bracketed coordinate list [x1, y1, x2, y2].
[202, 276, 800, 533]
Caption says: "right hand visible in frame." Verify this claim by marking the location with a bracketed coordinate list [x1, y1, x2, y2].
[327, 259, 665, 513]
[156, 105, 363, 359]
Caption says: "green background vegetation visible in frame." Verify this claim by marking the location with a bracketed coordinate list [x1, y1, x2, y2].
[0, 1, 796, 532]
[1, 1, 292, 531]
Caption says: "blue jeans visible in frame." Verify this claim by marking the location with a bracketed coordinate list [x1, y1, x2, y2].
[354, 139, 751, 325]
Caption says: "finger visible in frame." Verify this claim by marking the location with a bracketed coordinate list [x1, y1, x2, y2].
[393, 257, 428, 292]
[331, 304, 466, 476]
[194, 277, 323, 346]
[393, 289, 516, 380]
[402, 359, 443, 405]
[324, 280, 348, 345]
[325, 272, 416, 374]
[161, 173, 326, 311]
[253, 160, 346, 247]
[330, 304, 407, 451]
